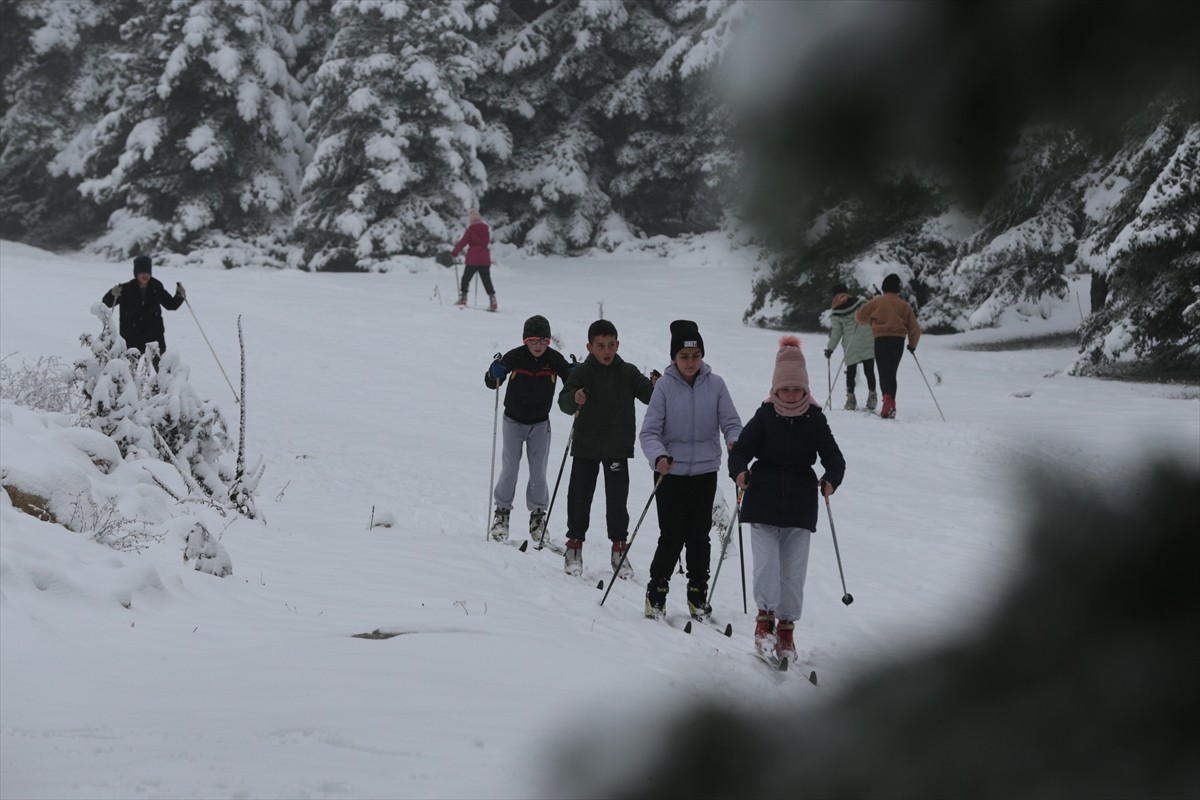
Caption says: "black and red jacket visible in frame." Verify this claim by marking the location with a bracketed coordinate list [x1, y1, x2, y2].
[485, 346, 572, 425]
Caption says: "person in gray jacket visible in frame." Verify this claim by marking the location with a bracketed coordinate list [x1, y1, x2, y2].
[825, 283, 877, 411]
[639, 320, 742, 621]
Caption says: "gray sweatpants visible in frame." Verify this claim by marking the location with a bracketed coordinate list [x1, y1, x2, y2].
[493, 416, 551, 512]
[750, 523, 813, 622]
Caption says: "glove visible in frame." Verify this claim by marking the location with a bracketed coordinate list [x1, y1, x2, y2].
[175, 282, 186, 300]
[489, 360, 508, 381]
[110, 284, 123, 299]
[823, 349, 832, 360]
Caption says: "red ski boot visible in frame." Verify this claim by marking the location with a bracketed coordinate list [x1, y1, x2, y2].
[754, 610, 776, 653]
[880, 393, 896, 419]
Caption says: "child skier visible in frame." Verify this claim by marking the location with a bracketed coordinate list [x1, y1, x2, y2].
[825, 283, 878, 411]
[639, 320, 742, 620]
[855, 273, 921, 419]
[485, 315, 573, 543]
[728, 336, 845, 663]
[557, 320, 658, 578]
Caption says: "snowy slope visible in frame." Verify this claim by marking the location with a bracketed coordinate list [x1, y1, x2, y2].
[1, 237, 1197, 799]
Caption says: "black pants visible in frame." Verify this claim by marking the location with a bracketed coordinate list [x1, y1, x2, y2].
[648, 471, 717, 591]
[460, 266, 495, 296]
[874, 336, 905, 397]
[846, 359, 877, 393]
[565, 457, 629, 542]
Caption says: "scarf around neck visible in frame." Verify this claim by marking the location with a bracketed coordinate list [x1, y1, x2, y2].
[769, 388, 811, 417]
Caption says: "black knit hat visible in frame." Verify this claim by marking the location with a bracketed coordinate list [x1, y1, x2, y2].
[882, 273, 901, 293]
[670, 319, 704, 360]
[523, 315, 551, 339]
[133, 255, 152, 275]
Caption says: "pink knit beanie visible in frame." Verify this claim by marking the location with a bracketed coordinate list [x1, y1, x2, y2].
[772, 335, 809, 394]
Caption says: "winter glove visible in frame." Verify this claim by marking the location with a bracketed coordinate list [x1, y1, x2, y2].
[823, 348, 832, 360]
[110, 284, 123, 300]
[175, 282, 186, 300]
[649, 369, 662, 386]
[489, 360, 509, 381]
[819, 477, 835, 497]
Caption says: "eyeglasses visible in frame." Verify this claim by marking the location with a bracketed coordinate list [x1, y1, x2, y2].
[524, 337, 551, 346]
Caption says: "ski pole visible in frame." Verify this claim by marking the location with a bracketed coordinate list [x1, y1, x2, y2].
[825, 354, 844, 409]
[737, 493, 747, 614]
[599, 472, 665, 606]
[485, 353, 502, 540]
[909, 350, 946, 422]
[538, 409, 576, 550]
[708, 487, 743, 606]
[823, 490, 854, 605]
[826, 354, 832, 409]
[183, 297, 239, 404]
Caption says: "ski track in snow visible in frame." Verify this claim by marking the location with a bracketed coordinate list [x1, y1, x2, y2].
[1, 239, 1197, 799]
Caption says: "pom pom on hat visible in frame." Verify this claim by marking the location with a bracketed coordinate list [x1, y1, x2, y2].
[772, 335, 809, 395]
[670, 320, 704, 360]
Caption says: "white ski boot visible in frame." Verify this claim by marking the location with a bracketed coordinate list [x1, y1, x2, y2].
[529, 509, 547, 543]
[489, 508, 510, 541]
[564, 538, 583, 576]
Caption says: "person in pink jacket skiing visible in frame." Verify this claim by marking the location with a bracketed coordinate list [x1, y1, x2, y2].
[451, 208, 496, 311]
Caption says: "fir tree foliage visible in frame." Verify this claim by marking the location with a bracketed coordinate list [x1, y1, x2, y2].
[294, 0, 494, 270]
[65, 0, 306, 256]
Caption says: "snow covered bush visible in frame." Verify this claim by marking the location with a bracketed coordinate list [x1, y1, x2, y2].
[0, 354, 84, 415]
[73, 304, 243, 506]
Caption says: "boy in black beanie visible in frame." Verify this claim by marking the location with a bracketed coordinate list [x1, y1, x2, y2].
[101, 255, 186, 357]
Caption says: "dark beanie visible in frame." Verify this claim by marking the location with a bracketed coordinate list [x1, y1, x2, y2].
[670, 319, 704, 360]
[133, 255, 152, 275]
[523, 315, 551, 339]
[831, 283, 848, 296]
[882, 273, 901, 293]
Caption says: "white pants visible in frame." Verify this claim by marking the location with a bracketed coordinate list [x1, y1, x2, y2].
[494, 417, 551, 512]
[750, 523, 813, 622]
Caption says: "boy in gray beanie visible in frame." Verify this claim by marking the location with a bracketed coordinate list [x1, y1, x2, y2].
[484, 316, 573, 542]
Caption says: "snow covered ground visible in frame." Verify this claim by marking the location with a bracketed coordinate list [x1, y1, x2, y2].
[1, 237, 1197, 799]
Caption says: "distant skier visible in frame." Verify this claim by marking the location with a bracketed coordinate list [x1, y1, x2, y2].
[101, 255, 185, 358]
[451, 208, 495, 311]
[484, 315, 573, 544]
[825, 283, 878, 412]
[638, 320, 742, 621]
[855, 273, 921, 419]
[728, 336, 844, 663]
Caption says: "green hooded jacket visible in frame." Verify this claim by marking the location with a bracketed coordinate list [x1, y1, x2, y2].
[557, 353, 654, 459]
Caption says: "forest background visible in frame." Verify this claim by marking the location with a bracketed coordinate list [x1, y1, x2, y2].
[1, 0, 1197, 378]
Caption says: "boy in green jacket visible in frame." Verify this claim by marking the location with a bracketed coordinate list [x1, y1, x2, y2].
[557, 320, 658, 578]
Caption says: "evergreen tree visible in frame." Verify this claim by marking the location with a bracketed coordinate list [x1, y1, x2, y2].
[0, 0, 133, 247]
[476, 0, 741, 251]
[294, 0, 495, 270]
[1073, 99, 1200, 377]
[68, 0, 305, 256]
[921, 126, 1090, 330]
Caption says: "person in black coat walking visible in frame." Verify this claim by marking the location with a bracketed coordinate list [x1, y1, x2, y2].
[728, 335, 845, 664]
[101, 255, 185, 355]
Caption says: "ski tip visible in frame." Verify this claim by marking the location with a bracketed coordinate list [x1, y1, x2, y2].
[722, 623, 733, 637]
[596, 579, 604, 590]
[807, 671, 818, 685]
[518, 540, 528, 552]
[779, 658, 789, 672]
[684, 621, 693, 634]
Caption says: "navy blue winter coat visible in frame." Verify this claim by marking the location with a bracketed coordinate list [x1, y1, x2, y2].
[728, 401, 845, 531]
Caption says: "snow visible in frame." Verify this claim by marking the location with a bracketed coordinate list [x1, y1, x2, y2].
[1, 236, 1197, 799]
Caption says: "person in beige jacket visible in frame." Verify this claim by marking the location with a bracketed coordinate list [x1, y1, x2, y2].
[855, 273, 921, 418]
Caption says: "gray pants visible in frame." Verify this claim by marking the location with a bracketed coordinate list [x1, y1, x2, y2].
[750, 523, 813, 622]
[493, 416, 551, 512]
